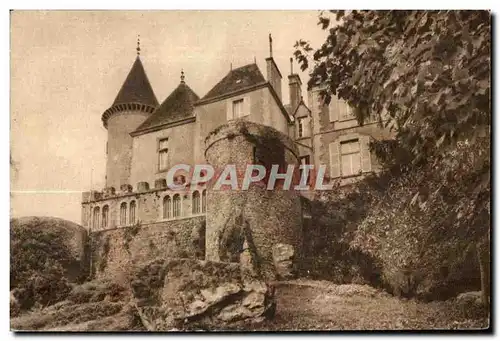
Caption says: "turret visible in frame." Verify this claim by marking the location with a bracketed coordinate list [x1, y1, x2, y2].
[101, 37, 159, 189]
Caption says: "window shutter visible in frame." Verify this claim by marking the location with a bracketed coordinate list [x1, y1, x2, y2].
[226, 100, 233, 121]
[360, 135, 372, 173]
[329, 97, 338, 122]
[329, 141, 340, 178]
[244, 96, 251, 117]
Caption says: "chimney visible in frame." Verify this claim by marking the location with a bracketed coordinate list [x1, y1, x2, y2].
[265, 34, 283, 101]
[288, 57, 302, 112]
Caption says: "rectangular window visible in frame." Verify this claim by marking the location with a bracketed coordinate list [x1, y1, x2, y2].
[339, 101, 355, 121]
[158, 138, 169, 171]
[232, 99, 244, 119]
[298, 118, 304, 138]
[300, 155, 310, 166]
[340, 139, 361, 176]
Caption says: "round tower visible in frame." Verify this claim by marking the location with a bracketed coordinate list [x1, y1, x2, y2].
[204, 120, 303, 280]
[101, 45, 158, 190]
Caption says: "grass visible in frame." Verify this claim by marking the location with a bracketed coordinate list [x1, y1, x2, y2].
[227, 279, 490, 331]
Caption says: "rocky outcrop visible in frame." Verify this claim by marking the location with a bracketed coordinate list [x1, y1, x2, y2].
[10, 279, 141, 331]
[456, 291, 483, 307]
[130, 258, 276, 331]
[272, 243, 296, 280]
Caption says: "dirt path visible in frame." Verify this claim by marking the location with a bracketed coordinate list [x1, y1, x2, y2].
[248, 280, 489, 331]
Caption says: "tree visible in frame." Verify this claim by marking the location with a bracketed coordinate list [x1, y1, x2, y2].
[295, 10, 490, 304]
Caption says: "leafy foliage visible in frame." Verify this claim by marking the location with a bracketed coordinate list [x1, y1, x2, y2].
[295, 10, 490, 163]
[10, 225, 76, 311]
[295, 10, 490, 300]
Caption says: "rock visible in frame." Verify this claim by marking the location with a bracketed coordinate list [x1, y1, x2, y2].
[456, 291, 483, 307]
[130, 258, 276, 331]
[272, 243, 295, 280]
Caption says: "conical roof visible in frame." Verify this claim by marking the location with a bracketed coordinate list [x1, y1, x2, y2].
[133, 80, 199, 133]
[112, 56, 159, 107]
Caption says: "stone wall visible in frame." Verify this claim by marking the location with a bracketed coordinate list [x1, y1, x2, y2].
[90, 216, 206, 280]
[204, 120, 303, 280]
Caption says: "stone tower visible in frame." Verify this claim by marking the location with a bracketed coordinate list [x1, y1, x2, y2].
[101, 46, 158, 190]
[204, 120, 303, 280]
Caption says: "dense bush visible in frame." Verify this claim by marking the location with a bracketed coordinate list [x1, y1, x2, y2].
[295, 10, 490, 304]
[10, 217, 89, 313]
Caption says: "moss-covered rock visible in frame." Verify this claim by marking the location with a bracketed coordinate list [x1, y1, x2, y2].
[130, 258, 276, 331]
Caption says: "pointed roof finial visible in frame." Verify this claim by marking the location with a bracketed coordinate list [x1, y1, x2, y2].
[136, 35, 141, 56]
[269, 33, 273, 58]
[290, 57, 293, 75]
[180, 69, 185, 83]
[230, 63, 232, 71]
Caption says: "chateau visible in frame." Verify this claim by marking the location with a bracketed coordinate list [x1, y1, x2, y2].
[81, 35, 391, 279]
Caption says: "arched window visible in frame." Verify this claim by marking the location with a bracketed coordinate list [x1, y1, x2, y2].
[120, 202, 127, 226]
[163, 195, 171, 219]
[192, 191, 200, 215]
[102, 205, 109, 228]
[173, 194, 181, 218]
[202, 190, 207, 213]
[129, 201, 136, 225]
[93, 206, 100, 229]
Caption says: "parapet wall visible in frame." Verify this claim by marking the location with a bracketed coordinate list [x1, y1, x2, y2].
[82, 182, 206, 231]
[90, 216, 206, 280]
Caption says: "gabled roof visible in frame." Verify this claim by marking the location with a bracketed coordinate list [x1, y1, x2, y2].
[133, 81, 199, 134]
[292, 98, 311, 117]
[200, 63, 266, 102]
[112, 56, 159, 107]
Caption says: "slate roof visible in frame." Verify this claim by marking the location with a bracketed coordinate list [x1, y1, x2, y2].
[284, 104, 293, 116]
[200, 64, 266, 102]
[112, 56, 159, 107]
[133, 81, 199, 133]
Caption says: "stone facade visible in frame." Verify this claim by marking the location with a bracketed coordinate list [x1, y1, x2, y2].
[308, 87, 395, 186]
[82, 37, 392, 280]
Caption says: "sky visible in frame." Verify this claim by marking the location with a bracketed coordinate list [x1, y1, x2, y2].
[10, 10, 328, 224]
